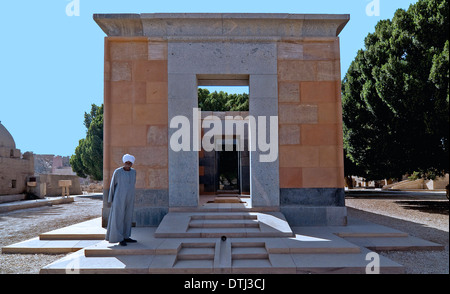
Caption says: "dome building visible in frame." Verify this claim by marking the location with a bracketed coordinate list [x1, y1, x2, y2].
[0, 121, 16, 150]
[0, 122, 34, 198]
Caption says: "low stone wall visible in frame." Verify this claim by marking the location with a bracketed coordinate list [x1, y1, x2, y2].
[0, 194, 26, 204]
[30, 174, 82, 197]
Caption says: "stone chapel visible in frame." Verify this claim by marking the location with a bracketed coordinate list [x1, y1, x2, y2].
[94, 13, 350, 227]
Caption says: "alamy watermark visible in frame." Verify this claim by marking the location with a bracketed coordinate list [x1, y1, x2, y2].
[170, 108, 278, 163]
[365, 252, 380, 274]
[66, 0, 80, 17]
[366, 0, 380, 17]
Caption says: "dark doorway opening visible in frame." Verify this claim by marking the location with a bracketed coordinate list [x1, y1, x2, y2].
[197, 78, 250, 205]
[217, 143, 240, 194]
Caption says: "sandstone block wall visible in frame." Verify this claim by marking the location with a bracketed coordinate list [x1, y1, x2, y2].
[103, 37, 169, 226]
[0, 157, 32, 195]
[277, 39, 346, 225]
[0, 149, 34, 196]
[278, 39, 344, 189]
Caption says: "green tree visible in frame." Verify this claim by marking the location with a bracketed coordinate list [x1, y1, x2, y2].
[198, 88, 249, 111]
[342, 0, 449, 181]
[70, 104, 104, 181]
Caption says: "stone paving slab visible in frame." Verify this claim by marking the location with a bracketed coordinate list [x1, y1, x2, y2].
[344, 236, 445, 251]
[3, 212, 445, 274]
[292, 247, 405, 274]
[39, 218, 105, 240]
[331, 217, 409, 237]
[270, 232, 361, 254]
[2, 237, 100, 254]
[2, 218, 104, 254]
[40, 250, 155, 274]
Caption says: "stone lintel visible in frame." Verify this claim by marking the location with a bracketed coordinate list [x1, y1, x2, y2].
[94, 13, 350, 38]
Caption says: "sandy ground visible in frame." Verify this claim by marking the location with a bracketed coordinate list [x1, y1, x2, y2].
[0, 191, 448, 274]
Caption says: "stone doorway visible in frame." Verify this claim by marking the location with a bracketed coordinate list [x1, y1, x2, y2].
[199, 126, 251, 206]
[197, 81, 254, 207]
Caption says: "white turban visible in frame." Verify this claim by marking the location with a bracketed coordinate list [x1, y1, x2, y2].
[122, 154, 135, 164]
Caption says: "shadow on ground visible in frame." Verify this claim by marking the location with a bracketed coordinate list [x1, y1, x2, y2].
[346, 190, 447, 200]
[394, 201, 449, 215]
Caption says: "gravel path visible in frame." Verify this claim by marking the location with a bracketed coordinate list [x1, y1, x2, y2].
[0, 191, 448, 274]
[0, 195, 103, 274]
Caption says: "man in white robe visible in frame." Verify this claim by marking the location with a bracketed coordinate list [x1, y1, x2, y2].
[105, 154, 137, 246]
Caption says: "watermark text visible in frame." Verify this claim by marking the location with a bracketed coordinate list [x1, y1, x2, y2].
[66, 0, 80, 17]
[366, 0, 380, 17]
[170, 108, 278, 163]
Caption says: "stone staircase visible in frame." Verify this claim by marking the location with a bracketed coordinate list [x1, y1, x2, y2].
[231, 242, 271, 268]
[155, 212, 294, 238]
[173, 242, 216, 270]
[189, 214, 259, 228]
[2, 210, 445, 274]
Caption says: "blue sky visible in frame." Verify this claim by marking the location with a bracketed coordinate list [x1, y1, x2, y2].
[0, 0, 418, 157]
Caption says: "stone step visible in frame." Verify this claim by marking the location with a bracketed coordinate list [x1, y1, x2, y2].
[188, 219, 259, 228]
[177, 247, 215, 260]
[84, 241, 160, 257]
[31, 217, 438, 274]
[176, 243, 216, 261]
[39, 218, 105, 240]
[212, 197, 243, 203]
[169, 206, 277, 213]
[154, 212, 294, 238]
[231, 259, 273, 271]
[6, 214, 445, 274]
[231, 242, 270, 262]
[40, 248, 405, 274]
[1, 238, 100, 254]
[173, 243, 216, 270]
[186, 228, 258, 238]
[191, 214, 257, 220]
[232, 246, 268, 260]
[40, 250, 156, 274]
[172, 260, 214, 272]
[39, 232, 105, 241]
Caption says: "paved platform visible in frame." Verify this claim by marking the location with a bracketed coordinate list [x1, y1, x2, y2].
[2, 209, 444, 274]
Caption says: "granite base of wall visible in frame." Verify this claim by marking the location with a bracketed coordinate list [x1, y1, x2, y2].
[281, 205, 347, 226]
[280, 188, 347, 226]
[133, 206, 169, 226]
[102, 188, 169, 227]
